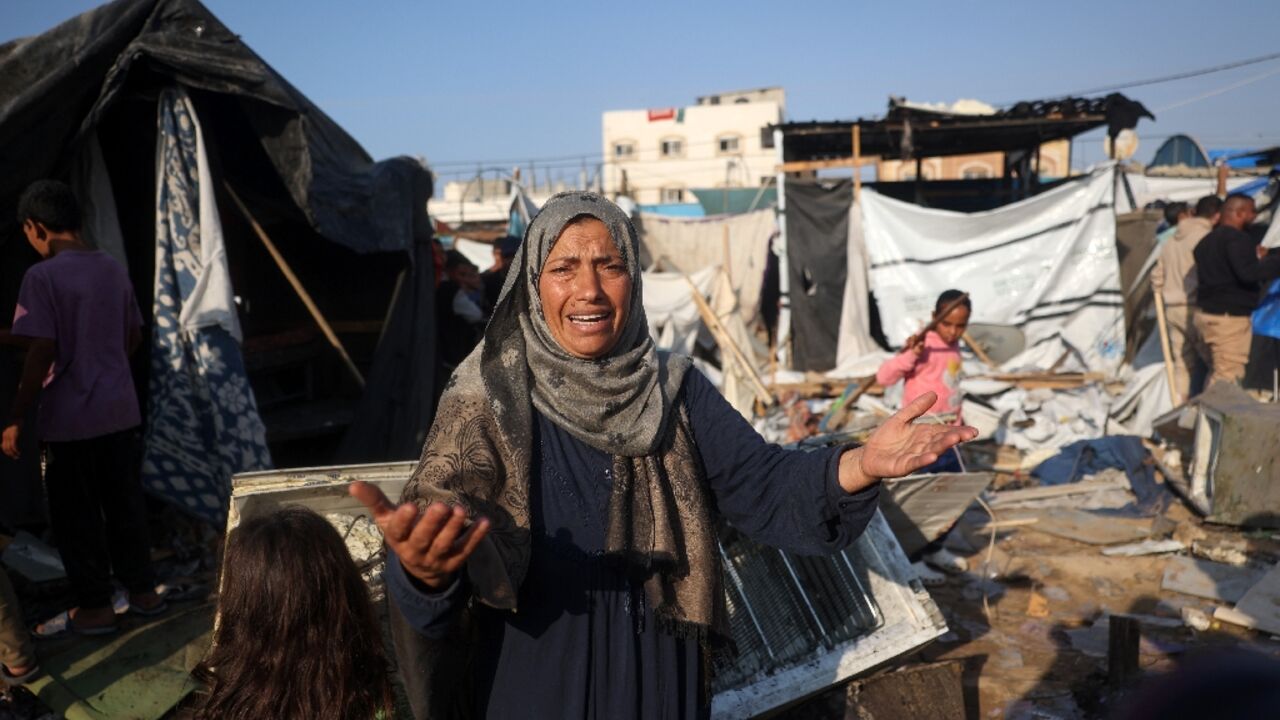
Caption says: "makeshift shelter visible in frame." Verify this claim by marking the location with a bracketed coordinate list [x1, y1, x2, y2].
[0, 0, 437, 525]
[771, 94, 1153, 372]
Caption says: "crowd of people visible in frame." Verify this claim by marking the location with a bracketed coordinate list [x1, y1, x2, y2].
[1151, 192, 1280, 402]
[5, 174, 1279, 717]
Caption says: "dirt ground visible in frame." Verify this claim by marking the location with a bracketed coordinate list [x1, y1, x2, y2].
[784, 480, 1280, 720]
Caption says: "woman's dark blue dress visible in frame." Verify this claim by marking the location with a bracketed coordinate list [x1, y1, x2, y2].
[389, 370, 880, 719]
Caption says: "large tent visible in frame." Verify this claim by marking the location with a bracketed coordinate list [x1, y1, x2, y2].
[0, 0, 437, 525]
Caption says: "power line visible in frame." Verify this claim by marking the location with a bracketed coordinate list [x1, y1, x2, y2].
[1053, 50, 1280, 98]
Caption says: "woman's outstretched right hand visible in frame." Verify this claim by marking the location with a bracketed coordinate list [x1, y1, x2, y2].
[349, 480, 490, 590]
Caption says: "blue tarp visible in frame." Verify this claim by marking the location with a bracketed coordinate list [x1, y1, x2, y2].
[1032, 436, 1168, 515]
[1253, 279, 1280, 341]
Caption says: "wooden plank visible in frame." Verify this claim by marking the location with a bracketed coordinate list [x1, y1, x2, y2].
[1016, 508, 1151, 546]
[1101, 539, 1186, 557]
[988, 476, 1128, 508]
[1160, 555, 1265, 603]
[851, 124, 862, 202]
[775, 156, 879, 173]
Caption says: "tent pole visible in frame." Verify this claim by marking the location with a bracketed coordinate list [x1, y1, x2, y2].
[852, 124, 862, 202]
[680, 272, 774, 407]
[223, 183, 366, 389]
[1153, 292, 1180, 406]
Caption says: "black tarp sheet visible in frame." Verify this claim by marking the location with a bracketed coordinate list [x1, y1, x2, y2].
[785, 180, 852, 372]
[0, 0, 438, 500]
[0, 0, 421, 255]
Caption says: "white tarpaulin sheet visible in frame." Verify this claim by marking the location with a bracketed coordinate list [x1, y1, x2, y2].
[635, 209, 775, 326]
[862, 164, 1126, 372]
[1118, 173, 1254, 212]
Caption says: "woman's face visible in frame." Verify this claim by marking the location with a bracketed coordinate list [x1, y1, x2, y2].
[538, 218, 632, 359]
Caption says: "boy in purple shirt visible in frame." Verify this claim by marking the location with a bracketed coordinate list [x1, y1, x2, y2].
[3, 180, 163, 635]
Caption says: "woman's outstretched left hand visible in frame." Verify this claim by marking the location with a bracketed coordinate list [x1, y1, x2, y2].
[837, 392, 979, 494]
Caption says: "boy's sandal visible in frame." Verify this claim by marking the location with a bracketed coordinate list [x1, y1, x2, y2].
[1, 663, 42, 686]
[32, 610, 118, 639]
[127, 600, 169, 618]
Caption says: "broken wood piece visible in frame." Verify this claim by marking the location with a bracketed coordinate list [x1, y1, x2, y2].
[1160, 555, 1265, 603]
[988, 475, 1129, 508]
[823, 375, 877, 431]
[1026, 589, 1050, 618]
[973, 517, 1041, 533]
[1014, 508, 1152, 545]
[962, 330, 997, 368]
[1101, 538, 1186, 557]
[1108, 615, 1141, 686]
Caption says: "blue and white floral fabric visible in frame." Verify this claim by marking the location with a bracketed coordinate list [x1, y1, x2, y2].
[142, 87, 271, 525]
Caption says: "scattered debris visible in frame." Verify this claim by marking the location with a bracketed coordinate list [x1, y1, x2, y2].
[844, 660, 967, 720]
[0, 532, 65, 583]
[1180, 606, 1212, 632]
[1213, 563, 1280, 636]
[1160, 556, 1266, 603]
[1015, 508, 1153, 546]
[1102, 539, 1186, 557]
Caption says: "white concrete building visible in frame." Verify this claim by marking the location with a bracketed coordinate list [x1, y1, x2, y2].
[602, 88, 785, 206]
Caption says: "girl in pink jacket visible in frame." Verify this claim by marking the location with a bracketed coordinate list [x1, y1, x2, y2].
[876, 289, 971, 423]
[877, 290, 973, 581]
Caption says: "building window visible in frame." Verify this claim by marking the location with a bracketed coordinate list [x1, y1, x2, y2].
[660, 137, 684, 158]
[717, 134, 741, 155]
[660, 186, 685, 203]
[961, 165, 992, 180]
[613, 141, 635, 159]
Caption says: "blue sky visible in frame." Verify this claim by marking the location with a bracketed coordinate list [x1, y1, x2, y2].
[6, 0, 1280, 185]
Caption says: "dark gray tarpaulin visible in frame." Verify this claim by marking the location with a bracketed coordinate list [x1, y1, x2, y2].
[785, 179, 852, 372]
[0, 0, 437, 492]
[0, 0, 423, 255]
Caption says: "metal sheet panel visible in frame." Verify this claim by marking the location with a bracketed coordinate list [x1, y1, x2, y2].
[227, 463, 946, 719]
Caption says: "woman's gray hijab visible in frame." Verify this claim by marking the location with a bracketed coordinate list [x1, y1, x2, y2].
[402, 191, 726, 646]
[503, 191, 688, 456]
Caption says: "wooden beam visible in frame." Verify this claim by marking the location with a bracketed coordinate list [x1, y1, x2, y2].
[224, 183, 366, 388]
[680, 272, 774, 407]
[852, 124, 862, 202]
[775, 156, 879, 173]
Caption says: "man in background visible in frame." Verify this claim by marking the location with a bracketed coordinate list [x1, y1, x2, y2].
[1151, 195, 1219, 401]
[1193, 194, 1280, 384]
[482, 235, 521, 308]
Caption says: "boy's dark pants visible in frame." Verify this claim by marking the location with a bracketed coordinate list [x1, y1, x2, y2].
[44, 428, 155, 609]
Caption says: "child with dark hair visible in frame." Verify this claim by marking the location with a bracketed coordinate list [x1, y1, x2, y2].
[5, 179, 163, 635]
[876, 289, 972, 429]
[193, 506, 393, 720]
[875, 289, 974, 581]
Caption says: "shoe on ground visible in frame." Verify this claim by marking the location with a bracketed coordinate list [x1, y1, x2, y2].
[923, 547, 969, 574]
[912, 560, 948, 586]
